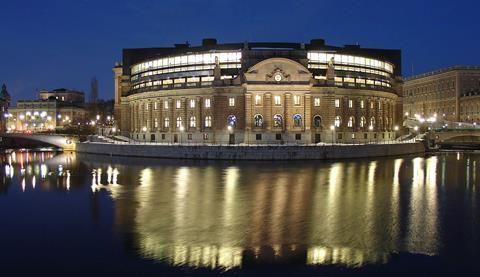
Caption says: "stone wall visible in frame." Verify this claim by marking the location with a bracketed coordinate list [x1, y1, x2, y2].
[76, 142, 425, 160]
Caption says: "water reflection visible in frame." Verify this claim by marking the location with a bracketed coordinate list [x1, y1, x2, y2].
[2, 150, 480, 271]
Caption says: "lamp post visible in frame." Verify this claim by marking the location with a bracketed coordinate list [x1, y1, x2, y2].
[368, 125, 373, 144]
[227, 125, 233, 145]
[394, 125, 399, 143]
[330, 125, 335, 145]
[179, 126, 185, 144]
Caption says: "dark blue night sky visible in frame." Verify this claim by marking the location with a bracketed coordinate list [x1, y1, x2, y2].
[1, 0, 479, 103]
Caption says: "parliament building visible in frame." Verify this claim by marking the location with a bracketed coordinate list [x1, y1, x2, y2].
[114, 39, 403, 144]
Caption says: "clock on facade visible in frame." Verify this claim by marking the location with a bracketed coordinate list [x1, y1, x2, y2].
[274, 73, 282, 82]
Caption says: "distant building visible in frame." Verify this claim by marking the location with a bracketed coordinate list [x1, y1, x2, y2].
[0, 84, 11, 133]
[404, 66, 480, 123]
[38, 88, 85, 104]
[6, 89, 87, 133]
[114, 38, 403, 144]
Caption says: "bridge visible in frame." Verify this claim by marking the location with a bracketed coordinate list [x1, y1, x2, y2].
[0, 133, 78, 151]
[404, 116, 480, 149]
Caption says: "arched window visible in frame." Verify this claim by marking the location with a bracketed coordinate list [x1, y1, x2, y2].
[164, 117, 170, 128]
[189, 116, 196, 128]
[254, 114, 263, 127]
[385, 117, 389, 129]
[227, 115, 237, 127]
[293, 114, 302, 127]
[334, 116, 341, 127]
[379, 117, 383, 130]
[360, 116, 366, 128]
[205, 116, 212, 128]
[176, 117, 182, 128]
[347, 116, 354, 128]
[313, 115, 322, 128]
[370, 117, 375, 128]
[273, 114, 283, 127]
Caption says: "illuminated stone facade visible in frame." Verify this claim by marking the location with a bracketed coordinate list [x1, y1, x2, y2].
[115, 39, 403, 144]
[404, 66, 480, 123]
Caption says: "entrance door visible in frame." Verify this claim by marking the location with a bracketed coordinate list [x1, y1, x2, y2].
[315, 133, 321, 143]
[229, 134, 235, 144]
[174, 134, 178, 143]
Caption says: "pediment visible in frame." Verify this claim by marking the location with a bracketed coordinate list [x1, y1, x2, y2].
[244, 58, 312, 83]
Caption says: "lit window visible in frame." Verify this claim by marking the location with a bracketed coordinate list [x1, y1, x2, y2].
[164, 100, 169, 109]
[293, 114, 302, 127]
[190, 99, 196, 108]
[154, 118, 158, 128]
[314, 97, 320, 107]
[360, 117, 366, 127]
[348, 116, 354, 127]
[335, 116, 341, 127]
[255, 95, 262, 105]
[229, 97, 235, 107]
[273, 114, 283, 127]
[335, 99, 340, 108]
[370, 117, 375, 128]
[348, 99, 353, 108]
[145, 103, 149, 111]
[370, 101, 374, 109]
[154, 101, 158, 110]
[176, 117, 182, 128]
[293, 95, 301, 105]
[205, 98, 211, 108]
[274, 95, 281, 106]
[378, 102, 382, 110]
[189, 116, 196, 128]
[227, 115, 237, 127]
[205, 116, 212, 127]
[176, 100, 181, 109]
[164, 117, 170, 128]
[254, 114, 263, 127]
[360, 100, 365, 109]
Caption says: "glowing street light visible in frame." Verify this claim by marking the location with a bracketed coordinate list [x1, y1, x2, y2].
[394, 125, 399, 131]
[142, 126, 147, 132]
[413, 126, 419, 131]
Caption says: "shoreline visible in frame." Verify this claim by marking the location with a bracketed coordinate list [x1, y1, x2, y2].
[75, 141, 426, 160]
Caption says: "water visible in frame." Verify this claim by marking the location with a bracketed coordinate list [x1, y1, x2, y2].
[0, 150, 479, 276]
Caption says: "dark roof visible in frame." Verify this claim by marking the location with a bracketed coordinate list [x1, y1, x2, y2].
[122, 39, 402, 76]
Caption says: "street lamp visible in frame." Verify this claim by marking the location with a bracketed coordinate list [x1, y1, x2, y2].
[394, 125, 399, 143]
[368, 125, 373, 144]
[179, 126, 185, 144]
[330, 125, 335, 145]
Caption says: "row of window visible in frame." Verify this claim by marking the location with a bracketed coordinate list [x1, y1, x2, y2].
[136, 97, 389, 110]
[138, 114, 390, 130]
[309, 64, 391, 78]
[307, 52, 394, 73]
[131, 51, 242, 74]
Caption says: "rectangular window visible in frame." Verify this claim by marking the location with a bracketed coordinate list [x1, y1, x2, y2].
[154, 118, 158, 128]
[314, 97, 320, 107]
[154, 101, 158, 110]
[162, 134, 166, 140]
[205, 98, 211, 108]
[360, 100, 365, 109]
[378, 102, 382, 110]
[295, 133, 302, 140]
[335, 99, 340, 108]
[274, 95, 281, 106]
[348, 99, 353, 108]
[187, 134, 192, 140]
[255, 95, 262, 105]
[370, 101, 374, 109]
[145, 103, 149, 111]
[229, 97, 235, 107]
[164, 100, 169, 109]
[338, 133, 343, 140]
[256, 134, 262, 140]
[293, 95, 301, 105]
[203, 133, 209, 140]
[190, 99, 196, 108]
[176, 100, 181, 109]
[276, 133, 282, 140]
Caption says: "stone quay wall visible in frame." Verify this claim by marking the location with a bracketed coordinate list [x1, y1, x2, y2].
[75, 142, 425, 160]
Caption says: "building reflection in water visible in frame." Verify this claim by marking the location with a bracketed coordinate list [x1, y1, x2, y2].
[87, 153, 453, 271]
[6, 151, 477, 270]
